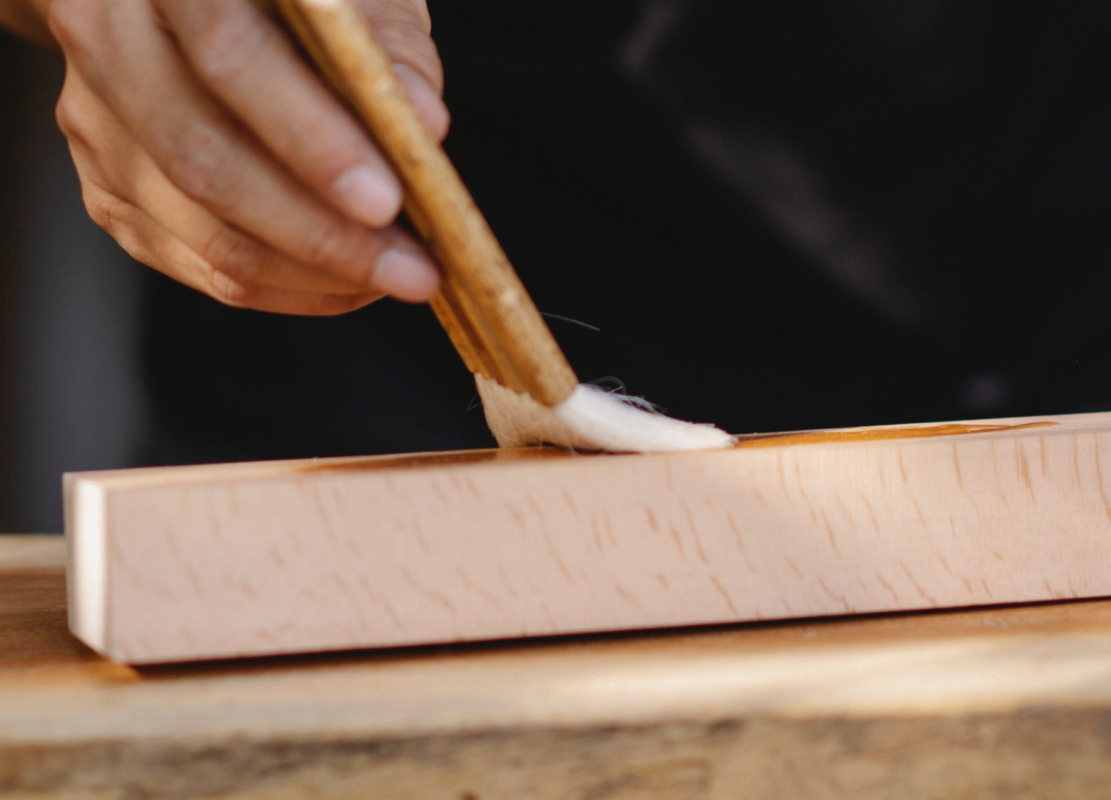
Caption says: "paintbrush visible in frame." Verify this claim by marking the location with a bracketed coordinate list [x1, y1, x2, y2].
[264, 0, 734, 452]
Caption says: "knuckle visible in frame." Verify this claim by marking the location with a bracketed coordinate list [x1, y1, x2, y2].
[187, 4, 265, 84]
[55, 75, 119, 157]
[300, 218, 361, 270]
[208, 270, 252, 308]
[81, 184, 125, 235]
[201, 227, 262, 283]
[47, 0, 97, 57]
[53, 92, 84, 142]
[390, 0, 432, 34]
[373, 21, 443, 90]
[166, 123, 239, 208]
[361, 0, 431, 34]
[54, 80, 101, 152]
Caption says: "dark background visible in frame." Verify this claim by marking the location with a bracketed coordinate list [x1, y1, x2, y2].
[4, 1, 1111, 531]
[1, 33, 152, 532]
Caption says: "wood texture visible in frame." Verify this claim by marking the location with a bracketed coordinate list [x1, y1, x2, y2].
[8, 537, 1111, 799]
[65, 411, 1111, 665]
[273, 0, 578, 405]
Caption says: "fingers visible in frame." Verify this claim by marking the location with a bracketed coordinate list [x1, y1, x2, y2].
[78, 177, 380, 316]
[57, 67, 437, 308]
[49, 0, 440, 299]
[59, 67, 359, 296]
[47, 0, 449, 313]
[395, 63, 450, 142]
[157, 0, 405, 228]
[355, 0, 439, 86]
[353, 1, 449, 138]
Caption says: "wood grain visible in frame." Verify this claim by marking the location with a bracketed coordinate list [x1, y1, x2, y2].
[64, 411, 1111, 664]
[6, 537, 1111, 799]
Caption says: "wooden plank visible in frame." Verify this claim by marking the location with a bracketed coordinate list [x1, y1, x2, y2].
[5, 538, 1111, 799]
[0, 534, 66, 568]
[65, 412, 1111, 664]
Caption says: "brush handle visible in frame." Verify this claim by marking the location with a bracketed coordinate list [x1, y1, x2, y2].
[267, 0, 578, 407]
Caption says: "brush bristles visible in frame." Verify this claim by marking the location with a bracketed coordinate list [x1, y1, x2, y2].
[476, 376, 736, 453]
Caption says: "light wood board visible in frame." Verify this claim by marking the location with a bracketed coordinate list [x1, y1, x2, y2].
[7, 536, 1111, 799]
[65, 411, 1111, 664]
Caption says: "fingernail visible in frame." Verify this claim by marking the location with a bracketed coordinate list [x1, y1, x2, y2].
[394, 64, 451, 140]
[374, 247, 440, 301]
[332, 165, 401, 228]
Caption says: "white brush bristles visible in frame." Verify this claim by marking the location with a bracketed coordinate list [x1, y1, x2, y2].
[476, 375, 736, 453]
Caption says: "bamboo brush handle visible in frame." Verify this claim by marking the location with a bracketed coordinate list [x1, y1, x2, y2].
[268, 0, 578, 407]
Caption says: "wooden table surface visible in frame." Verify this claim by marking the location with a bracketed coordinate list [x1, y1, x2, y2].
[4, 535, 1111, 799]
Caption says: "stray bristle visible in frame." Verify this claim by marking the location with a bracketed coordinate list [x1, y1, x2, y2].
[476, 376, 736, 453]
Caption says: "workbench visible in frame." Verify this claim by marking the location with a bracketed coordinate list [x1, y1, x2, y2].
[3, 534, 1111, 798]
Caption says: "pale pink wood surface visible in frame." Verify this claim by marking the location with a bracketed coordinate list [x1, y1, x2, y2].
[66, 412, 1111, 664]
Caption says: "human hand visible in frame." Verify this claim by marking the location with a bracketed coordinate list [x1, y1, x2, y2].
[46, 0, 448, 314]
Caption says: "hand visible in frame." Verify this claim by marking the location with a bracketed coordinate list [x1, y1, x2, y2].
[45, 0, 448, 315]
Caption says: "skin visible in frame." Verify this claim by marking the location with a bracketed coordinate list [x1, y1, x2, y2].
[0, 0, 447, 315]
